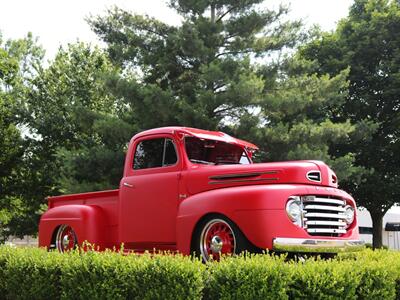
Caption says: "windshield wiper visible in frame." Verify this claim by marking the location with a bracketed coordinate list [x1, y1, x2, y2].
[189, 159, 215, 165]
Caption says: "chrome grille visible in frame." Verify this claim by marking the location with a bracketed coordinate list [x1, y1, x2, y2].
[302, 196, 347, 237]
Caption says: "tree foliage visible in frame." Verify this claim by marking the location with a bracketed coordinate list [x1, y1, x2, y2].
[230, 56, 365, 182]
[0, 33, 46, 240]
[1, 0, 398, 245]
[26, 43, 135, 194]
[88, 0, 303, 130]
[88, 1, 359, 185]
[88, 1, 366, 194]
[300, 0, 400, 247]
[1, 38, 135, 240]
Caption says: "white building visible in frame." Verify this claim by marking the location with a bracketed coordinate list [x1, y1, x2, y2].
[357, 206, 400, 250]
[6, 235, 38, 247]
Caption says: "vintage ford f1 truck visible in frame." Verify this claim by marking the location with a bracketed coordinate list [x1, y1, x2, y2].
[39, 127, 364, 260]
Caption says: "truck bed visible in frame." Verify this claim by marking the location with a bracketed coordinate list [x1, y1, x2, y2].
[48, 189, 119, 208]
[48, 189, 120, 247]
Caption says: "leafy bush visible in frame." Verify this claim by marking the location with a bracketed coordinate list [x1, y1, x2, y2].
[287, 258, 361, 299]
[0, 247, 399, 300]
[0, 246, 65, 300]
[60, 250, 204, 300]
[346, 250, 400, 300]
[204, 253, 290, 300]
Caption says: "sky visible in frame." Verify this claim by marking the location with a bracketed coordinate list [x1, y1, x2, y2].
[0, 0, 354, 60]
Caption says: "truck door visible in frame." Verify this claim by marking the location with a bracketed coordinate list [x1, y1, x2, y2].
[119, 135, 181, 250]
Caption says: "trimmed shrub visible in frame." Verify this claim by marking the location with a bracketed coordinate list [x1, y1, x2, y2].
[1, 247, 64, 300]
[204, 253, 290, 300]
[0, 246, 13, 296]
[287, 258, 361, 299]
[59, 250, 132, 300]
[130, 254, 204, 300]
[60, 250, 205, 300]
[0, 246, 400, 300]
[345, 249, 400, 300]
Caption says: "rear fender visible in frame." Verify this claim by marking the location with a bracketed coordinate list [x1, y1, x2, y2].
[39, 205, 106, 249]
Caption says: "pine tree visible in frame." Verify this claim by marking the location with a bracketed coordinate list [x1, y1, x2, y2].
[89, 0, 302, 129]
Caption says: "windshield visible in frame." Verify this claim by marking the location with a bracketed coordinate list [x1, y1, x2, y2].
[184, 136, 250, 165]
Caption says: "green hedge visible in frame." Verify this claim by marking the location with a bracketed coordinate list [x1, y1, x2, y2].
[0, 247, 204, 300]
[0, 246, 400, 300]
[204, 254, 290, 300]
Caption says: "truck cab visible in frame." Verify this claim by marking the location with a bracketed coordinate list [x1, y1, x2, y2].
[39, 127, 364, 261]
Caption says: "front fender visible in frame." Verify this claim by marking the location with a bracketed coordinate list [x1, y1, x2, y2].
[176, 184, 358, 254]
[176, 184, 299, 254]
[39, 205, 106, 249]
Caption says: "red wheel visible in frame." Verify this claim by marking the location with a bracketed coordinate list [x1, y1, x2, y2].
[199, 218, 236, 261]
[55, 225, 78, 252]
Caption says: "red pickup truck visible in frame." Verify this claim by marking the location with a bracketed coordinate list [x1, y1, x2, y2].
[39, 127, 364, 260]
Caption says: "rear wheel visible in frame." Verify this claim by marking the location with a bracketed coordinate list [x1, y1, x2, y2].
[55, 225, 78, 252]
[194, 215, 248, 262]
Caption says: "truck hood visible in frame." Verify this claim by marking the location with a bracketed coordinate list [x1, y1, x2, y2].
[185, 160, 338, 195]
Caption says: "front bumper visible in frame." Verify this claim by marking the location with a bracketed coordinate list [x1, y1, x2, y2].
[273, 238, 365, 253]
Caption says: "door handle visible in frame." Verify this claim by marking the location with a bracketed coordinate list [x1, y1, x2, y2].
[123, 182, 134, 188]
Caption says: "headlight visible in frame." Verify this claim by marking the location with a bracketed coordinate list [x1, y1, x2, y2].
[286, 197, 303, 226]
[344, 205, 355, 226]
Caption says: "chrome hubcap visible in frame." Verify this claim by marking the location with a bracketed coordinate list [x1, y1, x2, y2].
[56, 224, 77, 252]
[62, 235, 70, 249]
[199, 219, 236, 261]
[210, 236, 223, 253]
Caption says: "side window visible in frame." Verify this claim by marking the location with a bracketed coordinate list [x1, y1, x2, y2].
[134, 138, 164, 169]
[134, 138, 178, 170]
[239, 152, 250, 164]
[163, 139, 178, 166]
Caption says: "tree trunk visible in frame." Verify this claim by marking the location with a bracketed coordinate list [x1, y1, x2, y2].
[211, 3, 216, 23]
[371, 212, 384, 249]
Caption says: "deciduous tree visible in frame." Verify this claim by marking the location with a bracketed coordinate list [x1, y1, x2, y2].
[0, 33, 45, 240]
[232, 56, 365, 183]
[300, 0, 400, 248]
[26, 43, 135, 194]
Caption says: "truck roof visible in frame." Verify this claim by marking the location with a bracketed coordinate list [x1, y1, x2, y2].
[133, 126, 259, 150]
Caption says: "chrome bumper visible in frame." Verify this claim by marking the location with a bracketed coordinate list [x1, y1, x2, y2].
[273, 238, 365, 253]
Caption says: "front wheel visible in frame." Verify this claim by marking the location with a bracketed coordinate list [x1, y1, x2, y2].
[55, 224, 78, 252]
[194, 216, 248, 262]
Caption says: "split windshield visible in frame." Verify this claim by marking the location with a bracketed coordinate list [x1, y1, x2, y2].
[184, 136, 250, 165]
